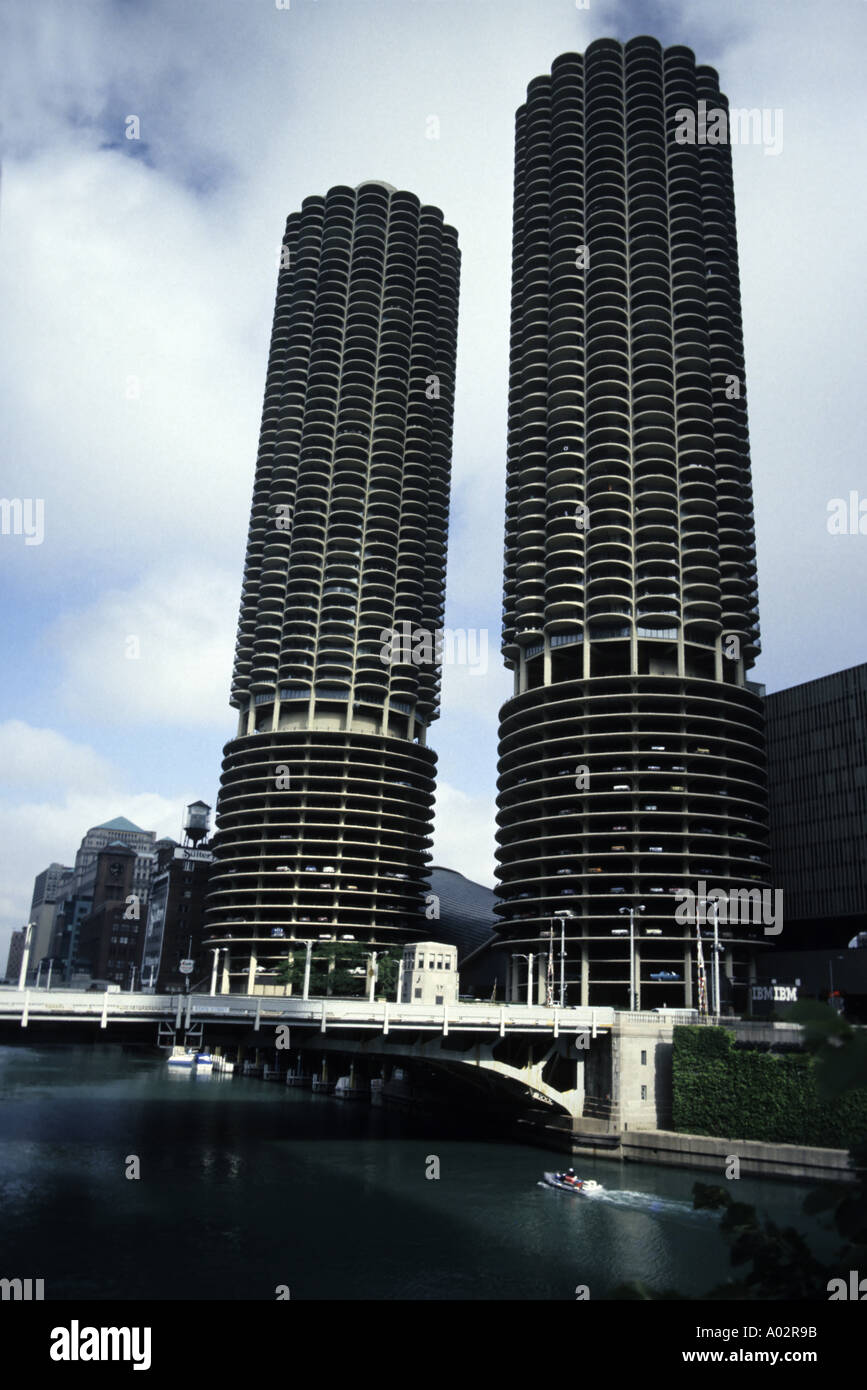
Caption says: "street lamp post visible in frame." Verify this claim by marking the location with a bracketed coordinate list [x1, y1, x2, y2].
[618, 904, 645, 1011]
[711, 898, 721, 1018]
[368, 950, 378, 1004]
[697, 895, 722, 1017]
[552, 913, 573, 1007]
[18, 923, 34, 990]
[545, 926, 555, 1006]
[510, 952, 534, 1006]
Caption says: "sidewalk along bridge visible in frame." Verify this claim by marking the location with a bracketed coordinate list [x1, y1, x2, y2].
[0, 990, 616, 1117]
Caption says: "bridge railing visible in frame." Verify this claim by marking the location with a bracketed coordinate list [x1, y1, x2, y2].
[0, 990, 616, 1034]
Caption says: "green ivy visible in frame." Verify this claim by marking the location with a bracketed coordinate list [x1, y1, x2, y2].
[672, 1026, 867, 1148]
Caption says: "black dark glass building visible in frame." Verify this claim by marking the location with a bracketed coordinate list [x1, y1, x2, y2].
[494, 38, 770, 1010]
[205, 181, 460, 993]
[766, 663, 867, 948]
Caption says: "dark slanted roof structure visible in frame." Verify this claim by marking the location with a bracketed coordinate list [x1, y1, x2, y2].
[425, 866, 497, 961]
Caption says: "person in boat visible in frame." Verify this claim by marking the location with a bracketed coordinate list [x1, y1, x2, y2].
[562, 1168, 579, 1185]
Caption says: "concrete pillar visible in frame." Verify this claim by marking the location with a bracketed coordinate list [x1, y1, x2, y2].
[634, 943, 641, 1011]
[574, 1054, 585, 1114]
[580, 940, 589, 1007]
[543, 639, 552, 686]
[683, 943, 693, 1007]
[247, 949, 257, 994]
[221, 953, 230, 995]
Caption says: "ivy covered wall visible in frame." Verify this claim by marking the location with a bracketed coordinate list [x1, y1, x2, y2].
[672, 1026, 867, 1147]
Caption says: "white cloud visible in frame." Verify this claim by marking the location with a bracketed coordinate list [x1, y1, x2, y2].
[430, 781, 498, 888]
[48, 565, 238, 727]
[0, 144, 264, 591]
[0, 720, 119, 793]
[438, 650, 512, 723]
[0, 721, 189, 966]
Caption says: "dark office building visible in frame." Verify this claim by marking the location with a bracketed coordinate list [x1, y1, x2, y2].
[4, 929, 26, 984]
[141, 803, 215, 992]
[205, 181, 460, 993]
[494, 38, 770, 1011]
[76, 843, 141, 985]
[31, 863, 74, 913]
[27, 861, 73, 978]
[50, 896, 94, 982]
[766, 663, 867, 948]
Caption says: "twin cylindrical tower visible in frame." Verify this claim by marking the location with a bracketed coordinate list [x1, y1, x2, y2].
[206, 37, 770, 1010]
[205, 182, 459, 989]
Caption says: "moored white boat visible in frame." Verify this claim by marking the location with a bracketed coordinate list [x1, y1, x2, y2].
[334, 1074, 369, 1101]
[166, 1046, 196, 1069]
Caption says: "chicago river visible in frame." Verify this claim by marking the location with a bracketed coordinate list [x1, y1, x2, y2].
[0, 1045, 833, 1301]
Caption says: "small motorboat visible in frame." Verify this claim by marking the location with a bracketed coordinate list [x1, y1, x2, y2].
[542, 1171, 603, 1195]
[166, 1047, 215, 1073]
[166, 1046, 196, 1069]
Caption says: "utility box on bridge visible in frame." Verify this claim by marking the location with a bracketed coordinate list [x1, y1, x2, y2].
[400, 942, 458, 1006]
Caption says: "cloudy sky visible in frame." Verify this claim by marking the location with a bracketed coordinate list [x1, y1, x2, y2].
[1, 0, 865, 963]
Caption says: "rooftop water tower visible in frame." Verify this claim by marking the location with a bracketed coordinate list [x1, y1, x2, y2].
[183, 801, 211, 847]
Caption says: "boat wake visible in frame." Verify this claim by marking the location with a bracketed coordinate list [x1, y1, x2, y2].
[538, 1183, 719, 1223]
[597, 1189, 719, 1220]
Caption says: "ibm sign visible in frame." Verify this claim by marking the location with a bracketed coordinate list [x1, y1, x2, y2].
[752, 984, 798, 1003]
